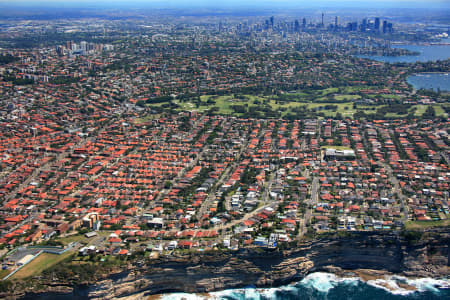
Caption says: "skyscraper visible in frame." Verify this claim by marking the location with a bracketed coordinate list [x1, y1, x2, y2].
[80, 41, 87, 51]
[347, 22, 358, 31]
[335, 16, 339, 28]
[387, 22, 393, 34]
[374, 17, 380, 31]
[294, 20, 300, 32]
[361, 18, 367, 32]
[382, 20, 387, 33]
[321, 13, 324, 27]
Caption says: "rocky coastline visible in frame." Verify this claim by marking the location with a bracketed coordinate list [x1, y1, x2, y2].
[6, 228, 449, 299]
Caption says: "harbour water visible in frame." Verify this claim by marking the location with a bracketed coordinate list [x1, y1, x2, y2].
[358, 42, 450, 92]
[407, 73, 450, 92]
[159, 272, 450, 300]
[358, 44, 450, 63]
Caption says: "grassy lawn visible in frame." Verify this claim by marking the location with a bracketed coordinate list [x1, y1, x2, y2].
[56, 234, 90, 246]
[171, 91, 366, 117]
[0, 269, 11, 280]
[284, 92, 309, 98]
[133, 114, 161, 124]
[306, 102, 357, 117]
[174, 100, 209, 112]
[147, 89, 448, 120]
[209, 95, 238, 114]
[342, 86, 370, 93]
[414, 105, 428, 116]
[269, 99, 303, 110]
[380, 94, 402, 100]
[365, 94, 402, 100]
[404, 219, 450, 230]
[320, 87, 339, 95]
[334, 94, 361, 101]
[11, 251, 74, 279]
[357, 105, 377, 112]
[385, 112, 408, 118]
[56, 231, 109, 246]
[433, 105, 448, 117]
[413, 104, 448, 117]
[200, 97, 363, 118]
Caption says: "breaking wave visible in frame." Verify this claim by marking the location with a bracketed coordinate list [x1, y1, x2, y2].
[159, 272, 449, 300]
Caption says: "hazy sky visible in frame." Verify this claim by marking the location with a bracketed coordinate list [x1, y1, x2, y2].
[1, 0, 449, 9]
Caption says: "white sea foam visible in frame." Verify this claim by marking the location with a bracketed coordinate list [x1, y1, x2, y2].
[256, 283, 299, 299]
[300, 272, 338, 293]
[243, 288, 261, 299]
[212, 288, 255, 300]
[299, 272, 360, 293]
[159, 272, 449, 299]
[159, 292, 215, 300]
[203, 281, 301, 300]
[367, 278, 413, 295]
[406, 277, 449, 292]
[367, 275, 450, 296]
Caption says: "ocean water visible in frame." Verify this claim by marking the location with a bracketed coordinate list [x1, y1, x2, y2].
[407, 73, 450, 92]
[357, 44, 450, 63]
[160, 272, 450, 300]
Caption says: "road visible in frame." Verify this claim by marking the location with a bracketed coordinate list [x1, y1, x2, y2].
[214, 200, 281, 233]
[0, 119, 115, 239]
[440, 151, 450, 165]
[196, 164, 231, 219]
[4, 136, 88, 202]
[213, 127, 280, 235]
[380, 161, 409, 222]
[197, 125, 267, 219]
[154, 116, 211, 203]
[301, 177, 319, 236]
[261, 171, 276, 206]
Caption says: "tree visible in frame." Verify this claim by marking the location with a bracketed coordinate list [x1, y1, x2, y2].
[164, 181, 172, 189]
[422, 105, 436, 119]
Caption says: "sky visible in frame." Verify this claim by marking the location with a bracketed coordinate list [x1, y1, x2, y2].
[0, 0, 449, 9]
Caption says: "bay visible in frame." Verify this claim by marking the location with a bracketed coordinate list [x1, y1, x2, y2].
[407, 73, 450, 92]
[357, 44, 450, 63]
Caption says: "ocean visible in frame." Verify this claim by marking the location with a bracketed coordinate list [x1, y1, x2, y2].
[159, 272, 450, 300]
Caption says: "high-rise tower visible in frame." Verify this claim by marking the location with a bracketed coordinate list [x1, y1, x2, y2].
[294, 20, 300, 32]
[375, 17, 380, 31]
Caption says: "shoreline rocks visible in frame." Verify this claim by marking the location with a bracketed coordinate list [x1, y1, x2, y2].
[6, 229, 449, 300]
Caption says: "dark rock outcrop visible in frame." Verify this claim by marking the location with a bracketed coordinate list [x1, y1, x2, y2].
[9, 229, 450, 299]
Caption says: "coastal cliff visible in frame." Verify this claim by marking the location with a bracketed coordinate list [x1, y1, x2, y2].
[8, 229, 450, 299]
